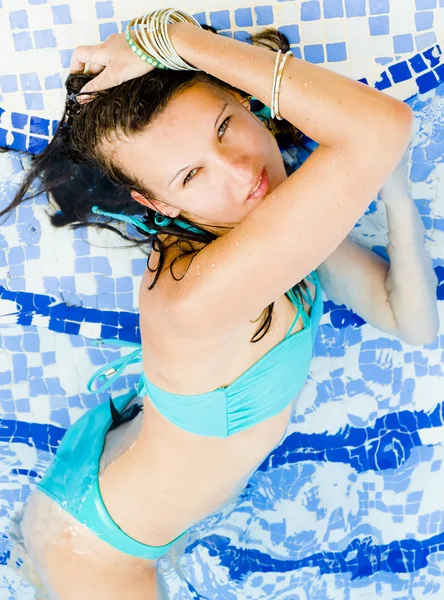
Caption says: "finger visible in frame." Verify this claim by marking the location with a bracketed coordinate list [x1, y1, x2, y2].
[70, 44, 106, 73]
[77, 67, 120, 101]
[87, 62, 106, 75]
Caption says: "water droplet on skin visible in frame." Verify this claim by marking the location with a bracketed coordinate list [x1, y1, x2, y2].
[211, 263, 216, 268]
[339, 202, 344, 206]
[235, 240, 239, 246]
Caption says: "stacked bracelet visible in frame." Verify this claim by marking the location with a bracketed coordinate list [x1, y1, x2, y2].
[125, 8, 293, 121]
[125, 9, 202, 71]
[126, 19, 169, 69]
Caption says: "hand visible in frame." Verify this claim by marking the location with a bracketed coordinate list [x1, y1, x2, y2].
[70, 31, 157, 102]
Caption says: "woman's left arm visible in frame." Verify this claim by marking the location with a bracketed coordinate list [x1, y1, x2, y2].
[316, 151, 440, 346]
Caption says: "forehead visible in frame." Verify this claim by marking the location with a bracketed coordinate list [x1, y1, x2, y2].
[107, 83, 233, 187]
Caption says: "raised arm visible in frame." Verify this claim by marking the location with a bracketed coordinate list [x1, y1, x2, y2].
[163, 23, 413, 335]
[69, 19, 414, 337]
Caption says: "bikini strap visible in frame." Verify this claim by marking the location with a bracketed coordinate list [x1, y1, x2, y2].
[285, 288, 309, 338]
[86, 339, 143, 394]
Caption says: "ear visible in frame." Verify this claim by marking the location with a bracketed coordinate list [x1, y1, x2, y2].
[130, 190, 181, 219]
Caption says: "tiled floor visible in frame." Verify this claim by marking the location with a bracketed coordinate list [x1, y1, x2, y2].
[0, 1, 444, 599]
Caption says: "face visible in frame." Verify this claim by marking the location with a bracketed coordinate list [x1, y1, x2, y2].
[103, 82, 288, 237]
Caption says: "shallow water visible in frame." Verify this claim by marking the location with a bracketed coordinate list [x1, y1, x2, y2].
[1, 2, 444, 599]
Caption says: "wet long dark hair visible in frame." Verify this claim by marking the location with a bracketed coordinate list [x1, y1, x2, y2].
[0, 26, 313, 343]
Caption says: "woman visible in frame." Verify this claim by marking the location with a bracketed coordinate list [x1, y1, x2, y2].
[3, 9, 439, 599]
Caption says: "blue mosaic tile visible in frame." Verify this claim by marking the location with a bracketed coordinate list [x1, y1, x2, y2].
[417, 69, 440, 93]
[416, 0, 437, 8]
[210, 10, 231, 30]
[99, 22, 118, 42]
[20, 73, 41, 91]
[254, 6, 274, 25]
[33, 29, 57, 49]
[13, 31, 33, 52]
[192, 12, 207, 26]
[0, 75, 18, 93]
[45, 73, 63, 90]
[345, 0, 366, 17]
[304, 44, 325, 63]
[326, 41, 347, 62]
[278, 24, 300, 44]
[301, 1, 321, 21]
[416, 31, 437, 51]
[30, 116, 49, 135]
[370, 0, 390, 14]
[116, 277, 132, 292]
[51, 5, 72, 25]
[235, 8, 253, 27]
[91, 256, 112, 275]
[28, 136, 48, 154]
[389, 61, 412, 83]
[415, 10, 435, 31]
[409, 52, 428, 72]
[394, 33, 414, 53]
[9, 10, 29, 30]
[11, 112, 28, 129]
[131, 258, 146, 276]
[96, 1, 114, 19]
[75, 257, 92, 273]
[59, 49, 73, 69]
[369, 15, 390, 36]
[323, 0, 344, 18]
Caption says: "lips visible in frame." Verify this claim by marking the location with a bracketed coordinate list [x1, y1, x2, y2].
[248, 169, 264, 198]
[246, 167, 268, 201]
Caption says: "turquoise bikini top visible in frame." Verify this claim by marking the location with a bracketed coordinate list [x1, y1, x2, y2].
[87, 270, 323, 438]
[37, 271, 323, 560]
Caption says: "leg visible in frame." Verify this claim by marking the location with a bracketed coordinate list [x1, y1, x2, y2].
[19, 489, 161, 600]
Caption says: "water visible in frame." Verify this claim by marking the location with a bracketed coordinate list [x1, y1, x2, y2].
[1, 4, 444, 599]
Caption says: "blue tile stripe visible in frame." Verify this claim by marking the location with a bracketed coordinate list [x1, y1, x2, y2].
[0, 285, 141, 343]
[184, 530, 444, 579]
[1, 265, 442, 341]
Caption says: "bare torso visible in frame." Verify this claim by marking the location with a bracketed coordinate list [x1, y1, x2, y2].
[98, 236, 318, 546]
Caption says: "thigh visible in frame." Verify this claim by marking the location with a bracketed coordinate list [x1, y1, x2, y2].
[21, 490, 159, 600]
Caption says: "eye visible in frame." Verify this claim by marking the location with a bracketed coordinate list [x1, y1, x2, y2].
[183, 116, 231, 187]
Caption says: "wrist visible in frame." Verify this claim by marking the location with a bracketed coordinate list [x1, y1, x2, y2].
[168, 21, 196, 47]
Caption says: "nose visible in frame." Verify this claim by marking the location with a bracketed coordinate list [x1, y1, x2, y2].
[216, 150, 257, 197]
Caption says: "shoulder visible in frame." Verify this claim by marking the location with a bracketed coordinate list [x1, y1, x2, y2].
[139, 235, 204, 325]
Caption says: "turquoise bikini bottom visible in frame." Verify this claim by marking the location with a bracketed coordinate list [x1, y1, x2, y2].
[37, 388, 295, 561]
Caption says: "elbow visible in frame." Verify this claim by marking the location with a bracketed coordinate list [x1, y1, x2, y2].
[396, 103, 414, 145]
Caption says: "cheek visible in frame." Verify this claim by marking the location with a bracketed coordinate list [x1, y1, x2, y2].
[240, 117, 272, 156]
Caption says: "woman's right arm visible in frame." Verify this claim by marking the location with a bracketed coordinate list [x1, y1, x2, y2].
[163, 23, 413, 335]
[170, 22, 411, 152]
